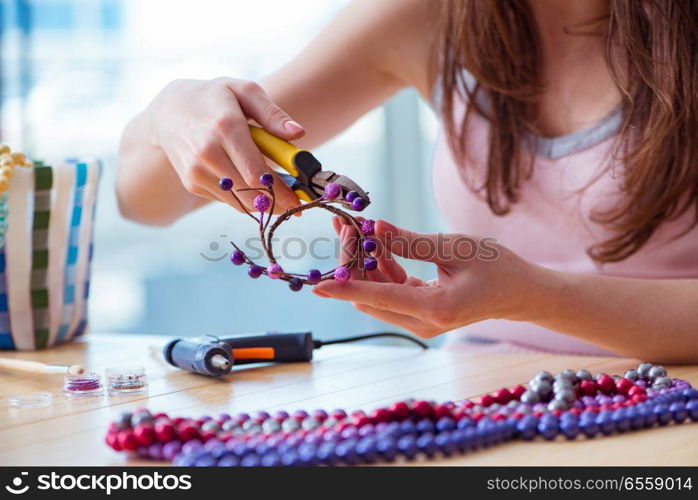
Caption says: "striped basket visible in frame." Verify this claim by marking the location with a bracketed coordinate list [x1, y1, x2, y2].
[0, 159, 101, 350]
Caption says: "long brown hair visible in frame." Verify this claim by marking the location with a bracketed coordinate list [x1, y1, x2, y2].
[439, 0, 698, 262]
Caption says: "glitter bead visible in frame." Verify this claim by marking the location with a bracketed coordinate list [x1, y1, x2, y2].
[363, 257, 378, 271]
[333, 266, 350, 282]
[324, 183, 341, 199]
[288, 278, 303, 292]
[260, 173, 274, 186]
[253, 194, 271, 213]
[248, 265, 263, 278]
[360, 219, 375, 236]
[219, 177, 233, 191]
[351, 197, 366, 211]
[268, 263, 283, 279]
[230, 250, 245, 266]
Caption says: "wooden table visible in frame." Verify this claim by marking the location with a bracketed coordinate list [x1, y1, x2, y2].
[1, 333, 696, 466]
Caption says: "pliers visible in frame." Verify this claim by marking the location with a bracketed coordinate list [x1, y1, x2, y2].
[248, 125, 370, 210]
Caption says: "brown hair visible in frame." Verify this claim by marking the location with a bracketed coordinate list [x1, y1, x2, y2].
[439, 0, 698, 262]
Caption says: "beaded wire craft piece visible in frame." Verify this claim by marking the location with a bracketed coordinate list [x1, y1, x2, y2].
[218, 174, 377, 292]
[105, 363, 698, 466]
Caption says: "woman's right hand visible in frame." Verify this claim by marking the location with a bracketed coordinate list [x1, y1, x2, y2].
[149, 77, 306, 212]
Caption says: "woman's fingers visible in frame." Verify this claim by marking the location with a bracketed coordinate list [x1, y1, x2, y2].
[376, 219, 457, 267]
[334, 216, 390, 283]
[313, 279, 432, 317]
[373, 230, 408, 284]
[212, 90, 299, 210]
[231, 79, 305, 141]
[352, 302, 436, 338]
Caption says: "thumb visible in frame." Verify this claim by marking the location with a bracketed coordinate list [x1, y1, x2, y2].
[376, 220, 458, 266]
[234, 84, 305, 140]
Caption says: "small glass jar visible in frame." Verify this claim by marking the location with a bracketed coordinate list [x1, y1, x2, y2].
[63, 371, 103, 397]
[106, 366, 148, 395]
[8, 392, 53, 408]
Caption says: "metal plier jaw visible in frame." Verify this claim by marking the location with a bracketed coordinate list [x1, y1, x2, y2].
[249, 125, 370, 210]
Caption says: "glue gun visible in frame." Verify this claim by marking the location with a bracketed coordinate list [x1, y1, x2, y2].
[163, 331, 428, 377]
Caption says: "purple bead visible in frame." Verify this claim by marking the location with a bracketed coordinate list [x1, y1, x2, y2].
[253, 194, 271, 213]
[307, 269, 322, 284]
[670, 402, 688, 423]
[218, 454, 240, 467]
[334, 266, 350, 282]
[358, 424, 375, 438]
[612, 395, 626, 404]
[268, 263, 283, 279]
[351, 197, 366, 211]
[230, 250, 245, 266]
[345, 190, 359, 203]
[686, 400, 698, 421]
[248, 265, 263, 278]
[182, 440, 202, 455]
[274, 410, 290, 421]
[323, 183, 341, 199]
[363, 257, 378, 271]
[259, 173, 274, 186]
[312, 409, 328, 421]
[362, 238, 377, 253]
[219, 177, 233, 191]
[288, 278, 303, 292]
[162, 441, 182, 461]
[322, 430, 340, 442]
[253, 411, 270, 422]
[293, 410, 309, 420]
[203, 439, 222, 452]
[147, 443, 163, 461]
[360, 219, 375, 236]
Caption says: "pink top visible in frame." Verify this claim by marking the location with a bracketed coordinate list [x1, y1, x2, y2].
[432, 93, 698, 355]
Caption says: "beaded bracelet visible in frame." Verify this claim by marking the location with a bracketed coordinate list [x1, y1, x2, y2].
[219, 174, 376, 292]
[0, 144, 34, 249]
[105, 362, 698, 466]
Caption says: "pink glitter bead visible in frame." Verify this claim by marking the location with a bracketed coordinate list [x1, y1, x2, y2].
[268, 263, 283, 279]
[333, 266, 350, 282]
[360, 219, 375, 236]
[323, 183, 341, 199]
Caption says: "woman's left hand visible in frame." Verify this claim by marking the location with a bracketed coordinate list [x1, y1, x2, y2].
[313, 219, 546, 338]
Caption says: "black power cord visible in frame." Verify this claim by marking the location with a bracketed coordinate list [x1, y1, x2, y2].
[314, 332, 429, 350]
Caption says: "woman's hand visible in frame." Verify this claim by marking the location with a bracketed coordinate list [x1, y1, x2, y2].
[149, 77, 305, 212]
[313, 219, 546, 338]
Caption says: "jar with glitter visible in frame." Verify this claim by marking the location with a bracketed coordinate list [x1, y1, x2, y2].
[63, 371, 103, 397]
[106, 366, 148, 395]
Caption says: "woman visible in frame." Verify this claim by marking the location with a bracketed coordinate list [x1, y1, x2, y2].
[117, 0, 698, 362]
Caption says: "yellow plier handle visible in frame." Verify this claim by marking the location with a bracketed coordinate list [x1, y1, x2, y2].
[248, 125, 318, 203]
